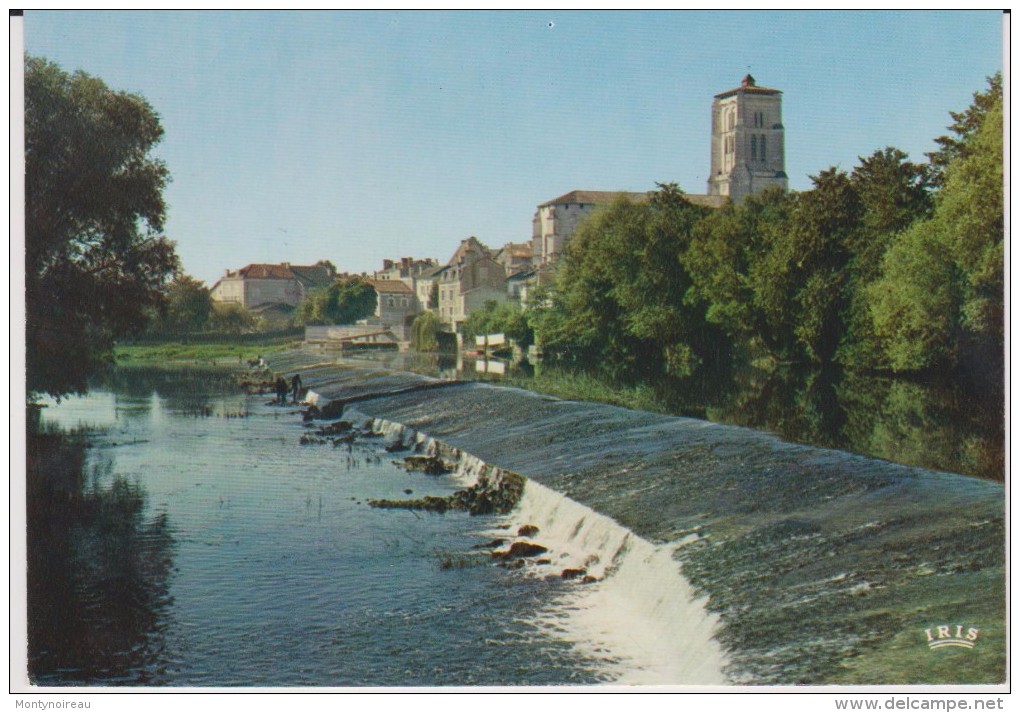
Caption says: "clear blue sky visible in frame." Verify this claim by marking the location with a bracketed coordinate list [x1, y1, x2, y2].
[24, 10, 1004, 286]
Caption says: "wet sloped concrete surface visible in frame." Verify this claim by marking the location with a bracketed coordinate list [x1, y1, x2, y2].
[267, 353, 1006, 685]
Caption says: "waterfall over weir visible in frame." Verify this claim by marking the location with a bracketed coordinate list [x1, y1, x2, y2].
[357, 412, 728, 685]
[267, 351, 1005, 685]
[510, 480, 727, 685]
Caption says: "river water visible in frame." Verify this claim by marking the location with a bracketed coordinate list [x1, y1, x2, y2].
[28, 368, 624, 686]
[346, 350, 1005, 482]
[27, 361, 1005, 687]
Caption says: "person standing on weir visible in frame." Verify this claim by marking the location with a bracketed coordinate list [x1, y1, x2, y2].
[291, 374, 303, 404]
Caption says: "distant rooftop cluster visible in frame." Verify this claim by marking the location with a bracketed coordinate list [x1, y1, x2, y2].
[208, 77, 788, 338]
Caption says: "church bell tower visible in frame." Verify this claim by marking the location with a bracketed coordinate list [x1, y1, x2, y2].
[707, 74, 788, 203]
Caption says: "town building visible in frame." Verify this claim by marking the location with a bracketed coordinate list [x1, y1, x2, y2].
[437, 237, 508, 332]
[707, 74, 788, 203]
[531, 190, 726, 267]
[492, 242, 534, 277]
[506, 268, 535, 301]
[373, 256, 440, 287]
[531, 76, 786, 267]
[210, 261, 336, 309]
[371, 256, 441, 318]
[414, 264, 446, 311]
[365, 278, 418, 340]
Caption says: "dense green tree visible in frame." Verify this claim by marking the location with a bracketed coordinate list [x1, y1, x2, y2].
[787, 169, 862, 363]
[868, 86, 1002, 372]
[410, 311, 442, 352]
[849, 147, 933, 279]
[26, 56, 178, 397]
[687, 153, 930, 369]
[937, 99, 1003, 349]
[207, 302, 256, 334]
[539, 197, 641, 367]
[295, 277, 376, 326]
[429, 282, 440, 311]
[159, 275, 212, 334]
[539, 184, 721, 377]
[463, 300, 534, 350]
[837, 148, 933, 367]
[683, 187, 794, 356]
[926, 73, 1002, 186]
[867, 222, 960, 371]
[738, 169, 863, 365]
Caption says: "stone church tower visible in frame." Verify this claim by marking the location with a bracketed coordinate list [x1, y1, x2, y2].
[707, 75, 788, 203]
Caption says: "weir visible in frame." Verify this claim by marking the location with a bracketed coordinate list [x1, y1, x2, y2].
[266, 350, 1005, 685]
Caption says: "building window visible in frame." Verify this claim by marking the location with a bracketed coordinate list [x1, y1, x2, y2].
[751, 135, 757, 161]
[760, 135, 767, 162]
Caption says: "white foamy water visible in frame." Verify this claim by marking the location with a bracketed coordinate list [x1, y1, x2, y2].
[508, 481, 729, 685]
[339, 411, 729, 685]
[365, 414, 493, 488]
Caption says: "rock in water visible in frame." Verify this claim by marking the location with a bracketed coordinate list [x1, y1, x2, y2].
[501, 541, 547, 558]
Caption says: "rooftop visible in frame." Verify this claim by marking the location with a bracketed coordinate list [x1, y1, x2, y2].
[540, 190, 650, 207]
[417, 264, 448, 280]
[232, 263, 295, 280]
[223, 262, 336, 286]
[714, 74, 781, 99]
[447, 236, 492, 266]
[497, 242, 534, 259]
[289, 263, 336, 288]
[368, 279, 414, 295]
[541, 189, 727, 210]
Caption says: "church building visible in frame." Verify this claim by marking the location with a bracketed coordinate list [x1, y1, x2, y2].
[532, 75, 788, 268]
[707, 74, 788, 202]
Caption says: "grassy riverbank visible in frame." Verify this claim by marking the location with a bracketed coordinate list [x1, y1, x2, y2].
[114, 339, 296, 366]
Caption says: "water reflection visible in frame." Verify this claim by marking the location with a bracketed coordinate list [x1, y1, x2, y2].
[27, 431, 176, 685]
[836, 373, 1004, 482]
[99, 366, 242, 415]
[344, 350, 534, 383]
[691, 367, 1001, 481]
[340, 351, 1003, 481]
[28, 367, 610, 687]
